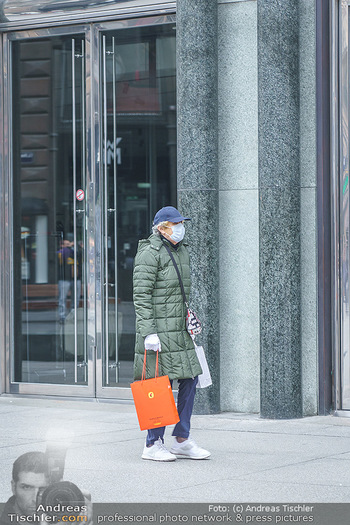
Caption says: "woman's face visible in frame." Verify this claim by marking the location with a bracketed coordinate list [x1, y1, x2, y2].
[157, 221, 182, 244]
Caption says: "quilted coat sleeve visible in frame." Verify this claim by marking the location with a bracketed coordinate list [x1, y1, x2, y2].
[133, 244, 158, 338]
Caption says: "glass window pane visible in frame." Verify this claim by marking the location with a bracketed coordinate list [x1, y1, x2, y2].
[12, 35, 87, 385]
[102, 23, 177, 387]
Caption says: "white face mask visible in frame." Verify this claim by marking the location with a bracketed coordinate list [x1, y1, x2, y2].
[170, 223, 185, 243]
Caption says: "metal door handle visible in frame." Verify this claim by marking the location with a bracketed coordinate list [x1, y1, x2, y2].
[103, 35, 119, 386]
[72, 38, 86, 384]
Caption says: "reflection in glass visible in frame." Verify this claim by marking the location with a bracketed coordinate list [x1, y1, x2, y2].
[101, 23, 177, 386]
[12, 35, 87, 385]
[10, 22, 177, 391]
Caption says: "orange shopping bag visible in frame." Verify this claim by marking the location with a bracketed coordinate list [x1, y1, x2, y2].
[130, 350, 180, 431]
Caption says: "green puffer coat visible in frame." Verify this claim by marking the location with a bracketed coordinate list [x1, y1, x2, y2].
[133, 233, 202, 380]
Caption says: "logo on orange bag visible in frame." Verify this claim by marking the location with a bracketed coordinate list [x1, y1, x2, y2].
[148, 391, 154, 399]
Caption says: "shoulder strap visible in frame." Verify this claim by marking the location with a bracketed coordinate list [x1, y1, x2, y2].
[162, 242, 188, 306]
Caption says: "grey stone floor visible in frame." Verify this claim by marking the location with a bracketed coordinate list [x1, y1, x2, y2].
[0, 396, 350, 503]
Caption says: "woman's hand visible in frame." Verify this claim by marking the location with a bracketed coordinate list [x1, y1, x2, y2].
[145, 334, 162, 352]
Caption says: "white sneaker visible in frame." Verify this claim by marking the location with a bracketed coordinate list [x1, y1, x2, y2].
[170, 436, 211, 459]
[141, 438, 177, 462]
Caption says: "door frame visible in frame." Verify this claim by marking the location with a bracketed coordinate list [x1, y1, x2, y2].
[331, 0, 350, 413]
[3, 24, 95, 397]
[2, 13, 176, 399]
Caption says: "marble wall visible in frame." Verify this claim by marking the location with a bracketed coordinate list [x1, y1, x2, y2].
[176, 0, 318, 415]
[258, 0, 303, 419]
[218, 0, 260, 413]
[177, 0, 220, 414]
[216, 0, 317, 415]
[299, 0, 318, 416]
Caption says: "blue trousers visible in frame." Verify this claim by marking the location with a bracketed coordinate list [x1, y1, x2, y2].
[146, 376, 198, 446]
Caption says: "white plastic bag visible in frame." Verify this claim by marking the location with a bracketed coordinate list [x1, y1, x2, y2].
[195, 344, 212, 388]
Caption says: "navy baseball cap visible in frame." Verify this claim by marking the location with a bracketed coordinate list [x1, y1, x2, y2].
[153, 206, 191, 226]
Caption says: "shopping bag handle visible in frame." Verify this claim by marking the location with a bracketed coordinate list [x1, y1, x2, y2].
[141, 349, 159, 382]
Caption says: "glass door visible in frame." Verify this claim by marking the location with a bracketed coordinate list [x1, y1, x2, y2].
[97, 19, 177, 396]
[8, 27, 94, 396]
[5, 16, 177, 398]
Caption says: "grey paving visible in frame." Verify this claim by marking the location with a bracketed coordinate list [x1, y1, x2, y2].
[0, 397, 350, 503]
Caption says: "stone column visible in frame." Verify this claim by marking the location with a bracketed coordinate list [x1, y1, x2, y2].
[177, 0, 219, 413]
[258, 0, 302, 418]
